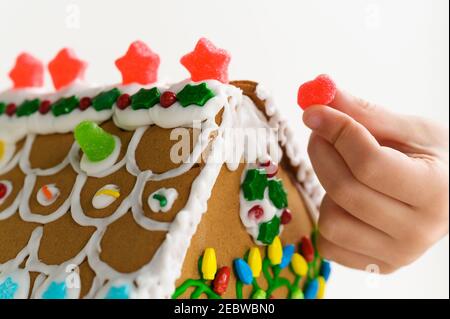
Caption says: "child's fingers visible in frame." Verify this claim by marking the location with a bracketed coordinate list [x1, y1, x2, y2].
[304, 106, 429, 206]
[317, 234, 396, 274]
[329, 89, 424, 146]
[319, 195, 406, 266]
[308, 133, 411, 236]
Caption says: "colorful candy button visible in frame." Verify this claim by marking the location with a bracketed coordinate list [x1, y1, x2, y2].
[233, 258, 253, 285]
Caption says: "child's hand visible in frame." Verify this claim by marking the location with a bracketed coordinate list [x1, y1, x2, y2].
[302, 89, 449, 273]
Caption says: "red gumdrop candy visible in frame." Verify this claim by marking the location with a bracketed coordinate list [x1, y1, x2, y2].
[297, 74, 337, 110]
[301, 236, 315, 262]
[48, 48, 87, 90]
[9, 53, 44, 89]
[180, 38, 231, 83]
[115, 41, 160, 85]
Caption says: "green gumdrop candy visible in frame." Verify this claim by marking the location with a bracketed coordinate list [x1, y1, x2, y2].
[74, 121, 116, 162]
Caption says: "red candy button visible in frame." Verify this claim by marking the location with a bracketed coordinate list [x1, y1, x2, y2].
[39, 100, 52, 115]
[79, 97, 92, 111]
[115, 41, 160, 85]
[160, 91, 177, 108]
[116, 94, 131, 110]
[301, 236, 315, 262]
[297, 74, 337, 110]
[5, 103, 16, 117]
[9, 53, 44, 89]
[259, 160, 278, 178]
[248, 205, 264, 220]
[0, 183, 7, 200]
[280, 209, 292, 225]
[180, 38, 231, 83]
[48, 48, 87, 90]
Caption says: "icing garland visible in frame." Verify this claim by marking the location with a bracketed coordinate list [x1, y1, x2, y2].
[173, 232, 331, 299]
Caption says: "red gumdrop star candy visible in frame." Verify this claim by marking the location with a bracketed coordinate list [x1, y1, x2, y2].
[48, 48, 87, 90]
[115, 41, 160, 85]
[180, 38, 231, 83]
[297, 74, 337, 110]
[116, 94, 131, 110]
[9, 53, 44, 89]
[160, 91, 177, 108]
[39, 100, 52, 115]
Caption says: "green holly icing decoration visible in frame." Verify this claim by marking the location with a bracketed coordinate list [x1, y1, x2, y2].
[176, 83, 215, 107]
[131, 88, 161, 110]
[92, 88, 121, 111]
[242, 169, 268, 201]
[16, 99, 40, 117]
[268, 179, 288, 209]
[51, 96, 80, 117]
[0, 102, 6, 115]
[257, 216, 280, 245]
[153, 193, 167, 208]
[74, 121, 116, 162]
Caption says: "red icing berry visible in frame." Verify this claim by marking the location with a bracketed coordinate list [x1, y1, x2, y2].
[301, 236, 315, 262]
[297, 74, 337, 110]
[48, 48, 87, 90]
[5, 103, 16, 117]
[280, 209, 292, 225]
[180, 38, 231, 83]
[39, 100, 52, 115]
[160, 91, 177, 108]
[260, 161, 278, 178]
[213, 266, 231, 295]
[115, 41, 160, 85]
[79, 97, 92, 110]
[116, 94, 131, 110]
[9, 53, 44, 89]
[248, 205, 264, 220]
[0, 183, 7, 200]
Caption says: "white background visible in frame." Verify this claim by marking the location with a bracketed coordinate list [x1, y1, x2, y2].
[0, 0, 448, 298]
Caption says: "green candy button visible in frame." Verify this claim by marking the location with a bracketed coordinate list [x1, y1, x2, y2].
[74, 121, 116, 162]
